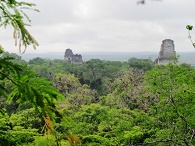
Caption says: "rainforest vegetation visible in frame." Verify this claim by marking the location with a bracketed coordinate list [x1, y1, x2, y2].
[1, 50, 195, 146]
[1, 0, 195, 145]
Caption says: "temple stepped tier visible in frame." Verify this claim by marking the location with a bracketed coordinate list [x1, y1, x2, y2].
[155, 39, 176, 65]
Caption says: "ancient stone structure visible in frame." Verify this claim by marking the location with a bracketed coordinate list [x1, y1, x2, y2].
[64, 48, 83, 64]
[155, 39, 176, 65]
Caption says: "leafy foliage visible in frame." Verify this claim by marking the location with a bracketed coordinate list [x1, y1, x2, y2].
[0, 0, 39, 52]
[128, 57, 154, 71]
[54, 73, 97, 109]
[144, 64, 195, 145]
[186, 25, 193, 31]
[186, 24, 195, 48]
[0, 112, 39, 146]
[0, 47, 64, 118]
[2, 53, 195, 145]
[100, 69, 150, 110]
[59, 103, 155, 145]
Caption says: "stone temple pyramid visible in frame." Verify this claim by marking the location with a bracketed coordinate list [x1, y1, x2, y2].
[155, 39, 176, 65]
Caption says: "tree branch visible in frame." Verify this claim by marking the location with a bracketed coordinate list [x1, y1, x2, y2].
[144, 138, 172, 145]
[0, 71, 19, 86]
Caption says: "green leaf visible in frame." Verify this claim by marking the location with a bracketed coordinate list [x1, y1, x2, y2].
[186, 25, 193, 30]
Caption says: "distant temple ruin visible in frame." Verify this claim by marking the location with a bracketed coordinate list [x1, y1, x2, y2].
[64, 48, 83, 64]
[155, 39, 176, 65]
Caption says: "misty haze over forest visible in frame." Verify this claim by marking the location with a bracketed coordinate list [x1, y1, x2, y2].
[19, 51, 195, 65]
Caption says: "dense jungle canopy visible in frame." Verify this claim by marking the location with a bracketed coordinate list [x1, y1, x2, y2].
[1, 0, 195, 145]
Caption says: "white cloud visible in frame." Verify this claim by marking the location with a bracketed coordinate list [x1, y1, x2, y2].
[1, 0, 195, 53]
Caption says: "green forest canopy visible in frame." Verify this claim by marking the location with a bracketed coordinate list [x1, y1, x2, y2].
[1, 0, 195, 145]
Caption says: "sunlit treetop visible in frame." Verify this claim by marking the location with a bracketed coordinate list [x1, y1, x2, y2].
[0, 0, 39, 53]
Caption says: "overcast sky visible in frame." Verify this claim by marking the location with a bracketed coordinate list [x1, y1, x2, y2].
[1, 0, 195, 53]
